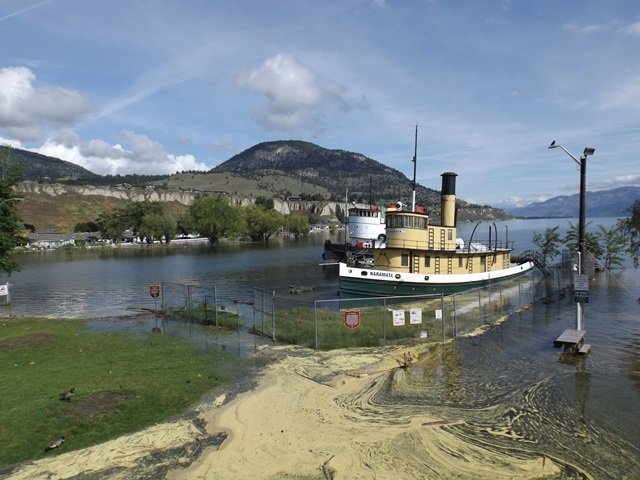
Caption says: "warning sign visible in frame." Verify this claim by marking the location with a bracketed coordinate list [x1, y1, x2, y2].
[344, 310, 361, 329]
[149, 284, 161, 298]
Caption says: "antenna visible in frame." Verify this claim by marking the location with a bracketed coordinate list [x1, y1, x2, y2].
[411, 124, 418, 212]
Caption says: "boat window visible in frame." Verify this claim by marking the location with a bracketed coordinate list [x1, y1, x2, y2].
[458, 257, 463, 268]
[481, 256, 486, 266]
[424, 256, 431, 268]
[448, 229, 453, 241]
[401, 254, 409, 267]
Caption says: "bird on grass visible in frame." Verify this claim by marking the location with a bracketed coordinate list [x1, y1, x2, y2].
[59, 387, 75, 401]
[44, 436, 65, 452]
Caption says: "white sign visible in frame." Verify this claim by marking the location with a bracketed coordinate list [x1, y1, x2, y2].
[0, 284, 8, 296]
[420, 330, 428, 338]
[409, 308, 422, 325]
[435, 309, 443, 320]
[392, 310, 406, 326]
[574, 274, 589, 292]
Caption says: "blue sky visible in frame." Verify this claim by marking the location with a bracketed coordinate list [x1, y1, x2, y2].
[1, 0, 638, 207]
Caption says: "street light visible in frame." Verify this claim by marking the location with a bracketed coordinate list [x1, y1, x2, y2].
[548, 141, 595, 333]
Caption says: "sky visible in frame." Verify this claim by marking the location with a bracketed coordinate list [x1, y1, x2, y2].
[0, 0, 638, 208]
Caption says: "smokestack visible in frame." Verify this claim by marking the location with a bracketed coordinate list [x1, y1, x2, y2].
[440, 172, 457, 227]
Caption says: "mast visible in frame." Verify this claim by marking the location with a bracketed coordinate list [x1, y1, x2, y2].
[411, 124, 418, 212]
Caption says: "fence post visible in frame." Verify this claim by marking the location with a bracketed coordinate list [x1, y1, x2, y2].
[204, 296, 208, 324]
[314, 300, 318, 350]
[383, 298, 387, 346]
[236, 301, 240, 334]
[252, 288, 256, 332]
[261, 289, 265, 334]
[478, 289, 482, 324]
[271, 290, 276, 341]
[452, 294, 457, 337]
[214, 285, 219, 328]
[160, 282, 164, 312]
[440, 293, 445, 342]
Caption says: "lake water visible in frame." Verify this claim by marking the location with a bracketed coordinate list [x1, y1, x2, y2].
[1, 217, 638, 478]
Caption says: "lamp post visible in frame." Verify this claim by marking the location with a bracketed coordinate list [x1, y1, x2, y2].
[548, 141, 595, 332]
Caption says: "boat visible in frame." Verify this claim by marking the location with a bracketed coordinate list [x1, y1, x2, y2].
[323, 204, 386, 266]
[339, 171, 535, 297]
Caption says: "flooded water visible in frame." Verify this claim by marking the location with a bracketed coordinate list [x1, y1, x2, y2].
[1, 217, 638, 478]
[375, 266, 640, 479]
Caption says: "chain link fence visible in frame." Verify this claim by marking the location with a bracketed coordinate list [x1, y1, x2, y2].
[253, 257, 574, 350]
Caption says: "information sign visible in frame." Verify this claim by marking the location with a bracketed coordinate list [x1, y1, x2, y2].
[392, 310, 406, 326]
[344, 310, 361, 329]
[149, 284, 161, 298]
[574, 274, 589, 303]
[409, 308, 422, 325]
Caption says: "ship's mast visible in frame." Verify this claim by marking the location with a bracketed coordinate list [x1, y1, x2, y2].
[411, 124, 418, 212]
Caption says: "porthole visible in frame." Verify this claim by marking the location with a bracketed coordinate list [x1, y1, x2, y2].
[361, 271, 368, 276]
[395, 274, 401, 279]
[424, 276, 430, 281]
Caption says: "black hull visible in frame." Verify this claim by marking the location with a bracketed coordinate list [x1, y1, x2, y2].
[323, 240, 372, 265]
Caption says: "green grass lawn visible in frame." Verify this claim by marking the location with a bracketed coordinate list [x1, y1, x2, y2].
[0, 318, 230, 468]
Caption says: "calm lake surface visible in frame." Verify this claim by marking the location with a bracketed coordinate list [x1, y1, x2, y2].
[2, 217, 638, 478]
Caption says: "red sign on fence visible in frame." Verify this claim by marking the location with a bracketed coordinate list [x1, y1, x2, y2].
[149, 284, 161, 298]
[344, 310, 361, 329]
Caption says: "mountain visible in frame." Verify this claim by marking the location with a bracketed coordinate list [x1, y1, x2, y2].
[6, 141, 512, 230]
[507, 186, 640, 218]
[1, 146, 99, 181]
[211, 140, 487, 211]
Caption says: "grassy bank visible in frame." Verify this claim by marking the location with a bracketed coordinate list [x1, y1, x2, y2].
[0, 318, 230, 468]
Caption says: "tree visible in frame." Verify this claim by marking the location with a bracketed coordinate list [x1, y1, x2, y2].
[595, 225, 627, 270]
[96, 201, 164, 242]
[185, 195, 243, 243]
[244, 206, 284, 241]
[139, 213, 166, 243]
[0, 149, 25, 276]
[255, 196, 275, 210]
[532, 226, 560, 264]
[618, 200, 640, 267]
[287, 214, 310, 237]
[562, 221, 602, 260]
[74, 221, 100, 233]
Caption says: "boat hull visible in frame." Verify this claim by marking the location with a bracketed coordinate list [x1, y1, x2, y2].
[339, 261, 535, 298]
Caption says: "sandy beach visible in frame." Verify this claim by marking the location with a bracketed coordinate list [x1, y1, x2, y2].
[5, 343, 562, 480]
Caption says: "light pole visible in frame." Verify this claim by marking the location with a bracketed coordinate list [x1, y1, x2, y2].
[548, 141, 595, 332]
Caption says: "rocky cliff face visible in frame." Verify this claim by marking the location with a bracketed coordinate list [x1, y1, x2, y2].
[17, 181, 198, 205]
[15, 181, 507, 232]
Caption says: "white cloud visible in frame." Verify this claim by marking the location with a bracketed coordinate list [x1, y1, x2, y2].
[34, 131, 211, 176]
[237, 53, 338, 132]
[600, 74, 640, 110]
[0, 66, 91, 141]
[590, 173, 640, 190]
[623, 21, 640, 35]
